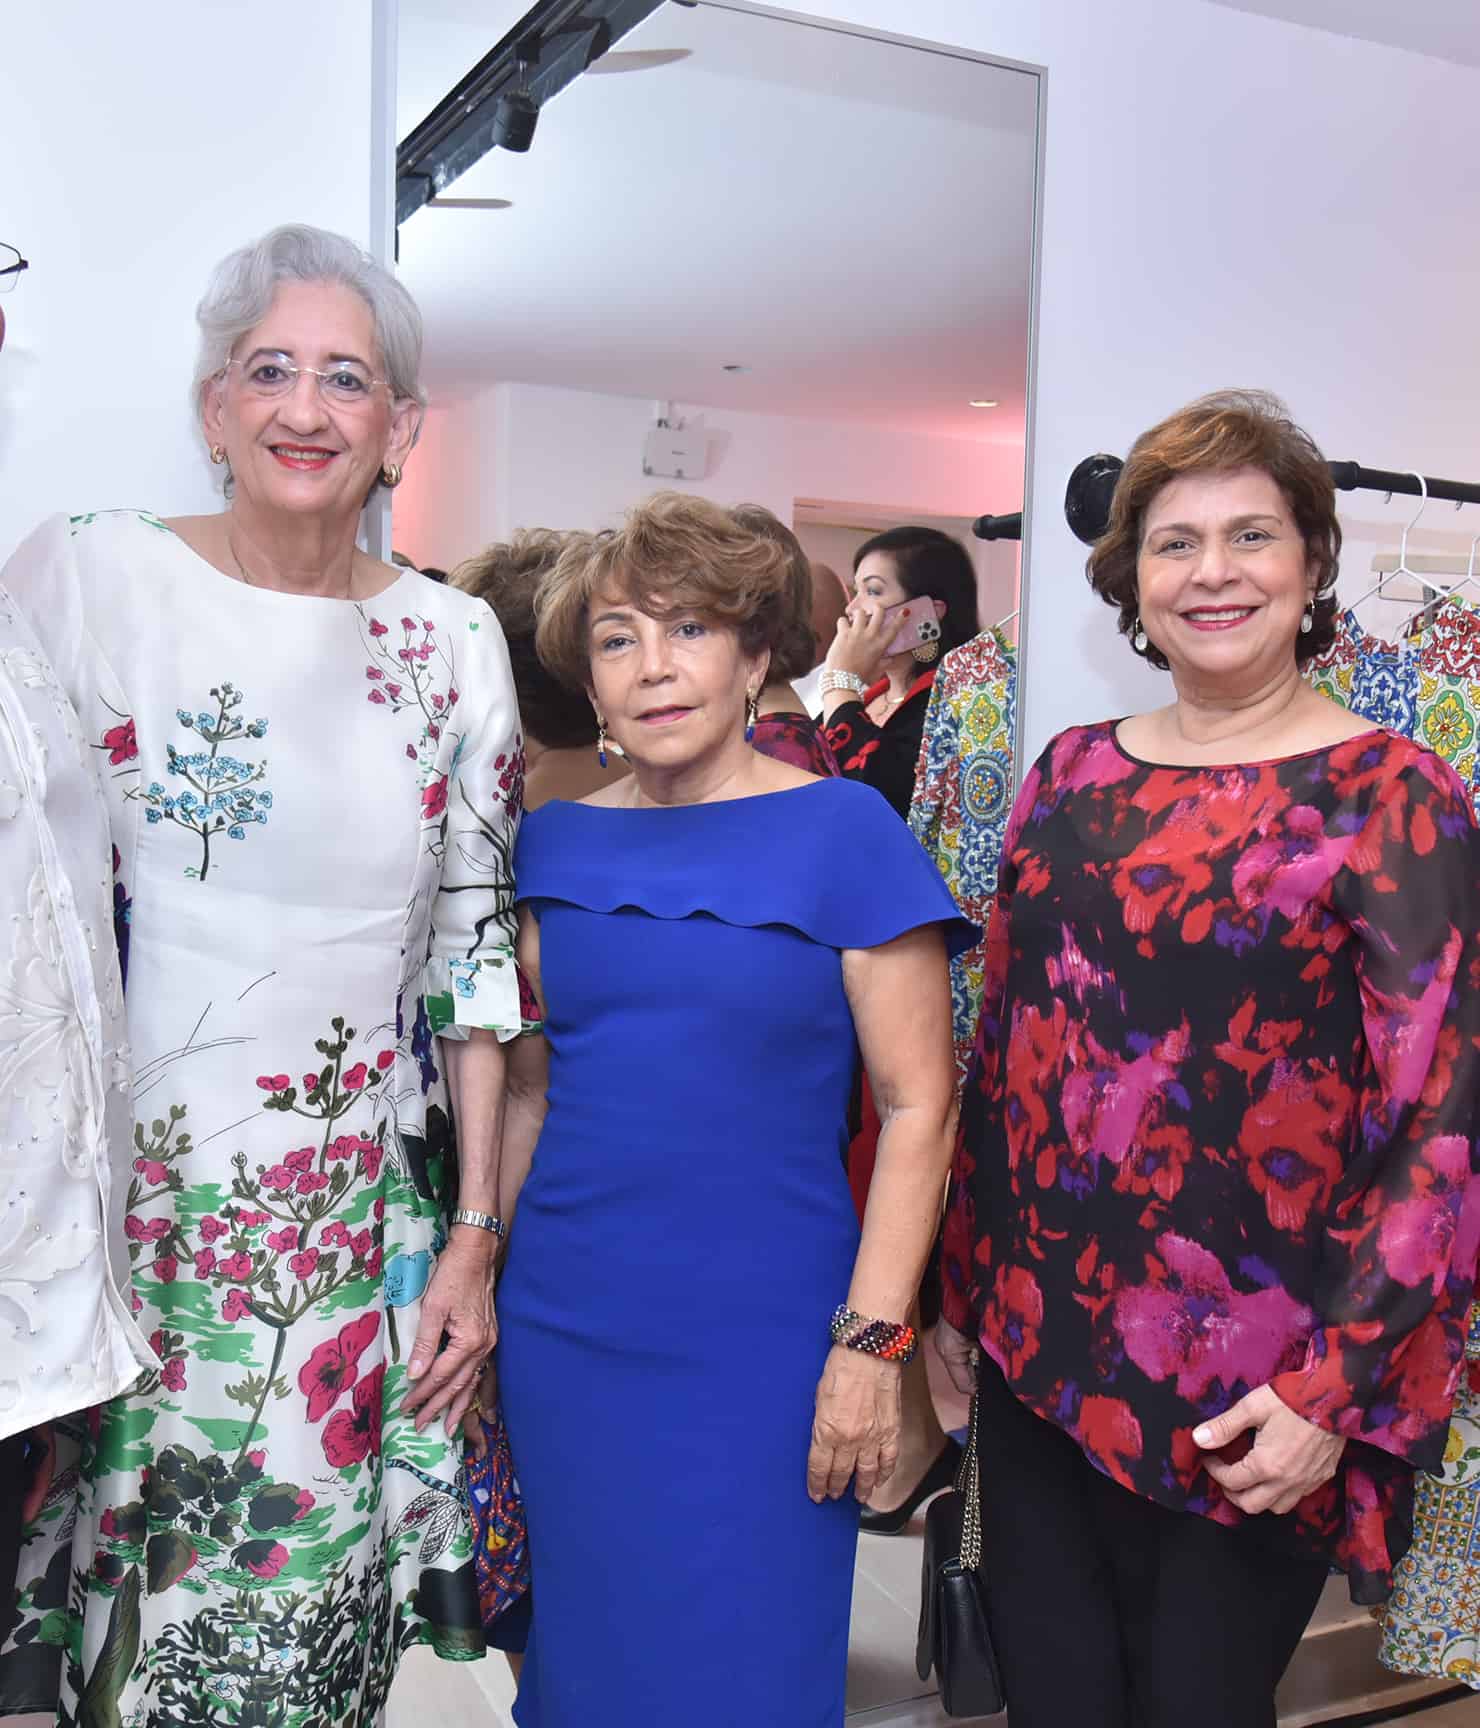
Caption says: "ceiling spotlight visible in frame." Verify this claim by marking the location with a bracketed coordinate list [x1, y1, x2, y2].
[493, 89, 539, 152]
[969, 399, 999, 409]
[722, 363, 752, 374]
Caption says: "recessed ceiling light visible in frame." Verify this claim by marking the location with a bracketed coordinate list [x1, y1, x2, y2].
[723, 363, 752, 374]
[969, 398, 999, 409]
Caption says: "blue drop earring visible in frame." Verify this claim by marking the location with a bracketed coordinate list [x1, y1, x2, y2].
[744, 691, 758, 743]
[596, 716, 608, 768]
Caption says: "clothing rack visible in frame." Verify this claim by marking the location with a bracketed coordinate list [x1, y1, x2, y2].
[971, 511, 1023, 541]
[1063, 455, 1480, 545]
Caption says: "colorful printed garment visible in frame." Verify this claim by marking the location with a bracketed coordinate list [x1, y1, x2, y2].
[1308, 597, 1480, 1682]
[943, 722, 1480, 1603]
[1306, 599, 1480, 815]
[0, 511, 523, 1726]
[908, 629, 1016, 1086]
[750, 710, 839, 778]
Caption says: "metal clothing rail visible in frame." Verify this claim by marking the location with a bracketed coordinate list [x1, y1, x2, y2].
[1062, 455, 1480, 545]
[971, 511, 1023, 541]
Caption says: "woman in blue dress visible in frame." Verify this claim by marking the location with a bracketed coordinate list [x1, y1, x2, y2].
[490, 492, 969, 1726]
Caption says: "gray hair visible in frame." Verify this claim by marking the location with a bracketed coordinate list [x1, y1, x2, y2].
[192, 224, 428, 439]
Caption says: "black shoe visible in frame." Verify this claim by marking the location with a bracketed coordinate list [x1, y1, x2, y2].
[858, 1438, 964, 1535]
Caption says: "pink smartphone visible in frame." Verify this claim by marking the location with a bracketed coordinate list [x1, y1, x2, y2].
[880, 597, 947, 657]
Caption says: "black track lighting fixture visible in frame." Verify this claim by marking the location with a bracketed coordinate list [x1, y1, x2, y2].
[397, 0, 664, 224]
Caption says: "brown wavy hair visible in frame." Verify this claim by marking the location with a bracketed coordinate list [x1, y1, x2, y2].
[728, 504, 816, 682]
[451, 529, 600, 749]
[534, 492, 790, 690]
[1086, 389, 1341, 670]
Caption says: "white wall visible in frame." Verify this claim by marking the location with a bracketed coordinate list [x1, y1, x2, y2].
[0, 2, 382, 564]
[394, 377, 1024, 575]
[766, 0, 1480, 761]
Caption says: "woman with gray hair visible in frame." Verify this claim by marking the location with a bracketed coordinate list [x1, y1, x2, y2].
[0, 224, 522, 1724]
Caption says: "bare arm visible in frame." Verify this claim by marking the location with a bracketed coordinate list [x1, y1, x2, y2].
[807, 925, 957, 1502]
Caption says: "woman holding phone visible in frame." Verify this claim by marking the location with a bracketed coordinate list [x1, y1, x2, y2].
[820, 527, 979, 816]
[818, 526, 980, 1537]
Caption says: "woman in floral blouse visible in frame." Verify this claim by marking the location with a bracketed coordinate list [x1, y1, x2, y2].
[938, 390, 1480, 1728]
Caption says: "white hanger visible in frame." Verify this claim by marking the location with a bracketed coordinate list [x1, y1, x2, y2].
[1348, 473, 1433, 613]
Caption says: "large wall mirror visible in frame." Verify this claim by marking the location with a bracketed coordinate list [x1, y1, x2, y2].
[390, 3, 1042, 1722]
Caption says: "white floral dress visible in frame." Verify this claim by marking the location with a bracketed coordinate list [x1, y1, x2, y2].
[0, 511, 523, 1727]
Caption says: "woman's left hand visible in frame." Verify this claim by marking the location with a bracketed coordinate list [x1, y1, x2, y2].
[401, 1235, 498, 1435]
[807, 1345, 902, 1504]
[1192, 1384, 1347, 1515]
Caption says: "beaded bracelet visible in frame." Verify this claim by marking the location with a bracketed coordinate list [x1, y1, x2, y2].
[830, 1303, 918, 1364]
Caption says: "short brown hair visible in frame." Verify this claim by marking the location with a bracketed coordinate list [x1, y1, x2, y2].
[1086, 389, 1341, 669]
[534, 492, 790, 690]
[729, 504, 815, 682]
[451, 529, 600, 748]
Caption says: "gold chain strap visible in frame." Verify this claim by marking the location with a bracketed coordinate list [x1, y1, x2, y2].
[955, 1377, 983, 1571]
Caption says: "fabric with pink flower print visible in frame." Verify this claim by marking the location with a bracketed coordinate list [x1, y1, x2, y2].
[0, 509, 525, 1727]
[943, 722, 1480, 1606]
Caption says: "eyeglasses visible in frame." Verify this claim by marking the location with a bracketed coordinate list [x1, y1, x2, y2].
[221, 351, 388, 408]
[0, 244, 28, 295]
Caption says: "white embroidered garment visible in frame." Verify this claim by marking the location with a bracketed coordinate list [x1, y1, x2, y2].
[0, 581, 155, 1439]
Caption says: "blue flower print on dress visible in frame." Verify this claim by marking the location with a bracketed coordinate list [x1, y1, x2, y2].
[143, 682, 271, 881]
[383, 1250, 432, 1308]
[448, 960, 479, 1000]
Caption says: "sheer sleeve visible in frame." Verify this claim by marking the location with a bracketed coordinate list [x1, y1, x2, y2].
[940, 758, 1042, 1333]
[1270, 754, 1480, 1470]
[422, 611, 525, 1043]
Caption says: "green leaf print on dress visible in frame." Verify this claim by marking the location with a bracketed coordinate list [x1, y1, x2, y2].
[140, 683, 270, 881]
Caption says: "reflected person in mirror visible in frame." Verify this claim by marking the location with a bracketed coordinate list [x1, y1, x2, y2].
[492, 492, 969, 1726]
[938, 390, 1480, 1727]
[729, 503, 840, 775]
[0, 223, 523, 1724]
[453, 527, 631, 809]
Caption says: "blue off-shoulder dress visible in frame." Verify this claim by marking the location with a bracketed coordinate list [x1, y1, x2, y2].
[497, 778, 973, 1728]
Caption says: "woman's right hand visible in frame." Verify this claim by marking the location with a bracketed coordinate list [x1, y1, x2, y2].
[823, 602, 894, 687]
[933, 1317, 978, 1395]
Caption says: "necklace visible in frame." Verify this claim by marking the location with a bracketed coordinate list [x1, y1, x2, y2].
[224, 526, 354, 599]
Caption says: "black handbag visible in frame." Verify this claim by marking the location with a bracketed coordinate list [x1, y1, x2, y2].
[915, 1383, 1006, 1718]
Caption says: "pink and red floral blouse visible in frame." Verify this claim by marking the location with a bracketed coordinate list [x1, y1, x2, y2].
[943, 722, 1480, 1599]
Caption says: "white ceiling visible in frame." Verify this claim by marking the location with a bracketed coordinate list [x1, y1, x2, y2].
[1207, 0, 1480, 67]
[396, 2, 1038, 443]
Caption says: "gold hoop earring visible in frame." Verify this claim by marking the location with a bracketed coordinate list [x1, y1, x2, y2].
[209, 445, 226, 466]
[744, 692, 759, 743]
[596, 717, 608, 768]
[380, 463, 402, 489]
[912, 637, 939, 665]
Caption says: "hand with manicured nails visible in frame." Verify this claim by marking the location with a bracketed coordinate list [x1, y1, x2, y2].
[1192, 1384, 1346, 1515]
